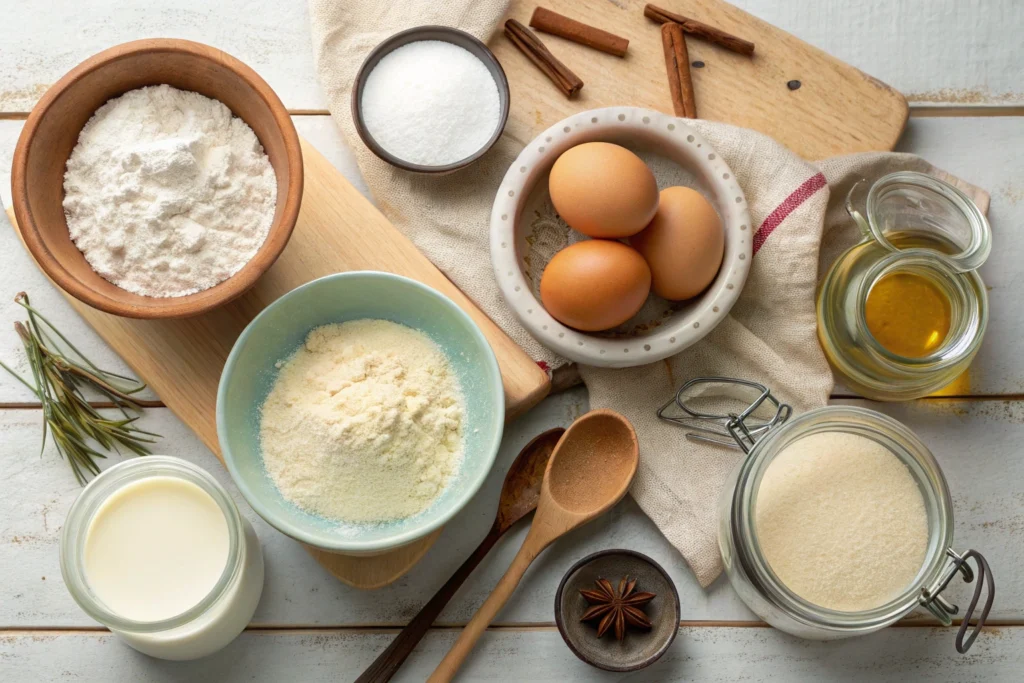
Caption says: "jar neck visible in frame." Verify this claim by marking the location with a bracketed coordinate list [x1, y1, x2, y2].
[59, 456, 245, 633]
[854, 248, 987, 372]
[731, 407, 954, 630]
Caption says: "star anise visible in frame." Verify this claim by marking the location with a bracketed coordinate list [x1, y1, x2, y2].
[579, 576, 655, 641]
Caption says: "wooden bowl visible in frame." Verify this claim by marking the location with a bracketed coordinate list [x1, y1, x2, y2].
[11, 39, 303, 319]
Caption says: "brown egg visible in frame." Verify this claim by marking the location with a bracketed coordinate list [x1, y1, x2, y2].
[631, 186, 724, 300]
[540, 240, 651, 332]
[548, 142, 659, 238]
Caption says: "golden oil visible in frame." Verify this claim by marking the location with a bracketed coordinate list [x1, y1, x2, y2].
[817, 230, 986, 401]
[865, 271, 951, 358]
[817, 172, 990, 401]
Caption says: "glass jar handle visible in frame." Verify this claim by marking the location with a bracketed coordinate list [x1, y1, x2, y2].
[845, 179, 873, 241]
[919, 548, 994, 653]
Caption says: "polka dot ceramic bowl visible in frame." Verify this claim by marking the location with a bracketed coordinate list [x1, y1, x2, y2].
[490, 107, 752, 368]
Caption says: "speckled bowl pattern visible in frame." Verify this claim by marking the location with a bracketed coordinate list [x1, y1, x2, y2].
[490, 107, 753, 367]
[216, 272, 504, 556]
[351, 25, 510, 174]
[555, 549, 681, 672]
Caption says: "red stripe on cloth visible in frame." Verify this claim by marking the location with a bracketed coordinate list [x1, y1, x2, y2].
[752, 172, 828, 255]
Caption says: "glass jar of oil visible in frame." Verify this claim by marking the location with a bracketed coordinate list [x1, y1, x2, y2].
[817, 172, 990, 401]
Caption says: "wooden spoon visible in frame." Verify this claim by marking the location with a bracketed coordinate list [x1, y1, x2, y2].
[427, 410, 639, 682]
[354, 428, 565, 683]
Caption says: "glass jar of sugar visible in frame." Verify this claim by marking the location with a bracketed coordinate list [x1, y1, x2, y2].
[817, 172, 990, 400]
[60, 456, 264, 660]
[717, 405, 993, 652]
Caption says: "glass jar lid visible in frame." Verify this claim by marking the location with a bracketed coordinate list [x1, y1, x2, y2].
[858, 171, 991, 272]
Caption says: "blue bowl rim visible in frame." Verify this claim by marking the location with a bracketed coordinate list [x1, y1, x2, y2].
[216, 271, 505, 553]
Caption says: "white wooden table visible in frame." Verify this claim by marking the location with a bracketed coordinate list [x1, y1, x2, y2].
[2, 1, 1022, 680]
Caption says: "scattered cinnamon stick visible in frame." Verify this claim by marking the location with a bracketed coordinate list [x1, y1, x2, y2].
[645, 3, 755, 56]
[504, 19, 584, 98]
[529, 7, 629, 57]
[661, 23, 697, 118]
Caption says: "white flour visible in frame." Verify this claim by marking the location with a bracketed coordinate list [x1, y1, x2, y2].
[360, 40, 500, 166]
[755, 431, 929, 612]
[62, 85, 277, 298]
[259, 320, 465, 523]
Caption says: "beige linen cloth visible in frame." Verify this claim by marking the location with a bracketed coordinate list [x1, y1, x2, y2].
[309, 0, 988, 586]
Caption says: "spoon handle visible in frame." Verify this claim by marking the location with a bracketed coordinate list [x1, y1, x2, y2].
[353, 526, 502, 683]
[427, 531, 545, 682]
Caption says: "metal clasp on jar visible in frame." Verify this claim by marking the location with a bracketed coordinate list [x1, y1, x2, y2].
[920, 548, 995, 653]
[656, 377, 791, 453]
[659, 376, 996, 654]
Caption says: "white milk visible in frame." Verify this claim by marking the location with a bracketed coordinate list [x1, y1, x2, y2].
[63, 458, 264, 661]
[85, 476, 230, 621]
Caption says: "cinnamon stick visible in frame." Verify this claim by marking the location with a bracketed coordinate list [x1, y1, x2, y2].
[504, 19, 584, 98]
[529, 7, 629, 57]
[661, 23, 697, 118]
[645, 3, 755, 56]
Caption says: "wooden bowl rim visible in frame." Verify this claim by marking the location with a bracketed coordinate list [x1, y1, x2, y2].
[11, 38, 304, 319]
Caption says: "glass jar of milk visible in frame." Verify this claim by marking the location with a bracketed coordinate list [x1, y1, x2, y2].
[60, 456, 264, 660]
[717, 406, 992, 652]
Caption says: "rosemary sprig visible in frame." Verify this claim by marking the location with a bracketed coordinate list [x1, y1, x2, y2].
[0, 292, 162, 484]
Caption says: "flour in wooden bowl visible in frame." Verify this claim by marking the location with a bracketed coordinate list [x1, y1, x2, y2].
[62, 85, 276, 298]
[258, 320, 466, 523]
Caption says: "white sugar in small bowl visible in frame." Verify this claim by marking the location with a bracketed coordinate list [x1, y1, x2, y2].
[352, 26, 510, 173]
[491, 107, 753, 368]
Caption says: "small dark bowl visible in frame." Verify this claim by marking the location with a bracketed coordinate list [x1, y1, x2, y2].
[351, 26, 510, 174]
[555, 549, 681, 673]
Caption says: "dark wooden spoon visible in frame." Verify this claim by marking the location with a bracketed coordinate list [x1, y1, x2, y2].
[354, 427, 566, 683]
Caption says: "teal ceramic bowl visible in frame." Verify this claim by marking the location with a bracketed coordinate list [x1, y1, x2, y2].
[216, 271, 504, 555]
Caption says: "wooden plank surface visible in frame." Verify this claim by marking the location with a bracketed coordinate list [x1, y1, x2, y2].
[495, 0, 907, 160]
[1, 0, 1021, 111]
[2, 0, 1023, 678]
[2, 626, 1020, 681]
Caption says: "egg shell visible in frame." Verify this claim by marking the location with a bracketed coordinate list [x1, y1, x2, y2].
[548, 142, 659, 239]
[630, 186, 724, 300]
[540, 240, 652, 332]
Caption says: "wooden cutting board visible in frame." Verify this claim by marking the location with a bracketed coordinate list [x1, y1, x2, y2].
[6, 138, 549, 589]
[494, 0, 908, 159]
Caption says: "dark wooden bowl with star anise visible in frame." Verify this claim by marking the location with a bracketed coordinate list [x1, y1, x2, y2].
[554, 549, 681, 672]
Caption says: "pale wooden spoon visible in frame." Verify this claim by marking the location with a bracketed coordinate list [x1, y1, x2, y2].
[354, 428, 565, 683]
[427, 409, 639, 682]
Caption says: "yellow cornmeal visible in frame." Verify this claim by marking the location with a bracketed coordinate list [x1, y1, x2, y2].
[865, 272, 951, 358]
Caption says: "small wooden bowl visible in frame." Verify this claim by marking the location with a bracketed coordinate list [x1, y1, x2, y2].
[11, 39, 303, 319]
[351, 26, 510, 174]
